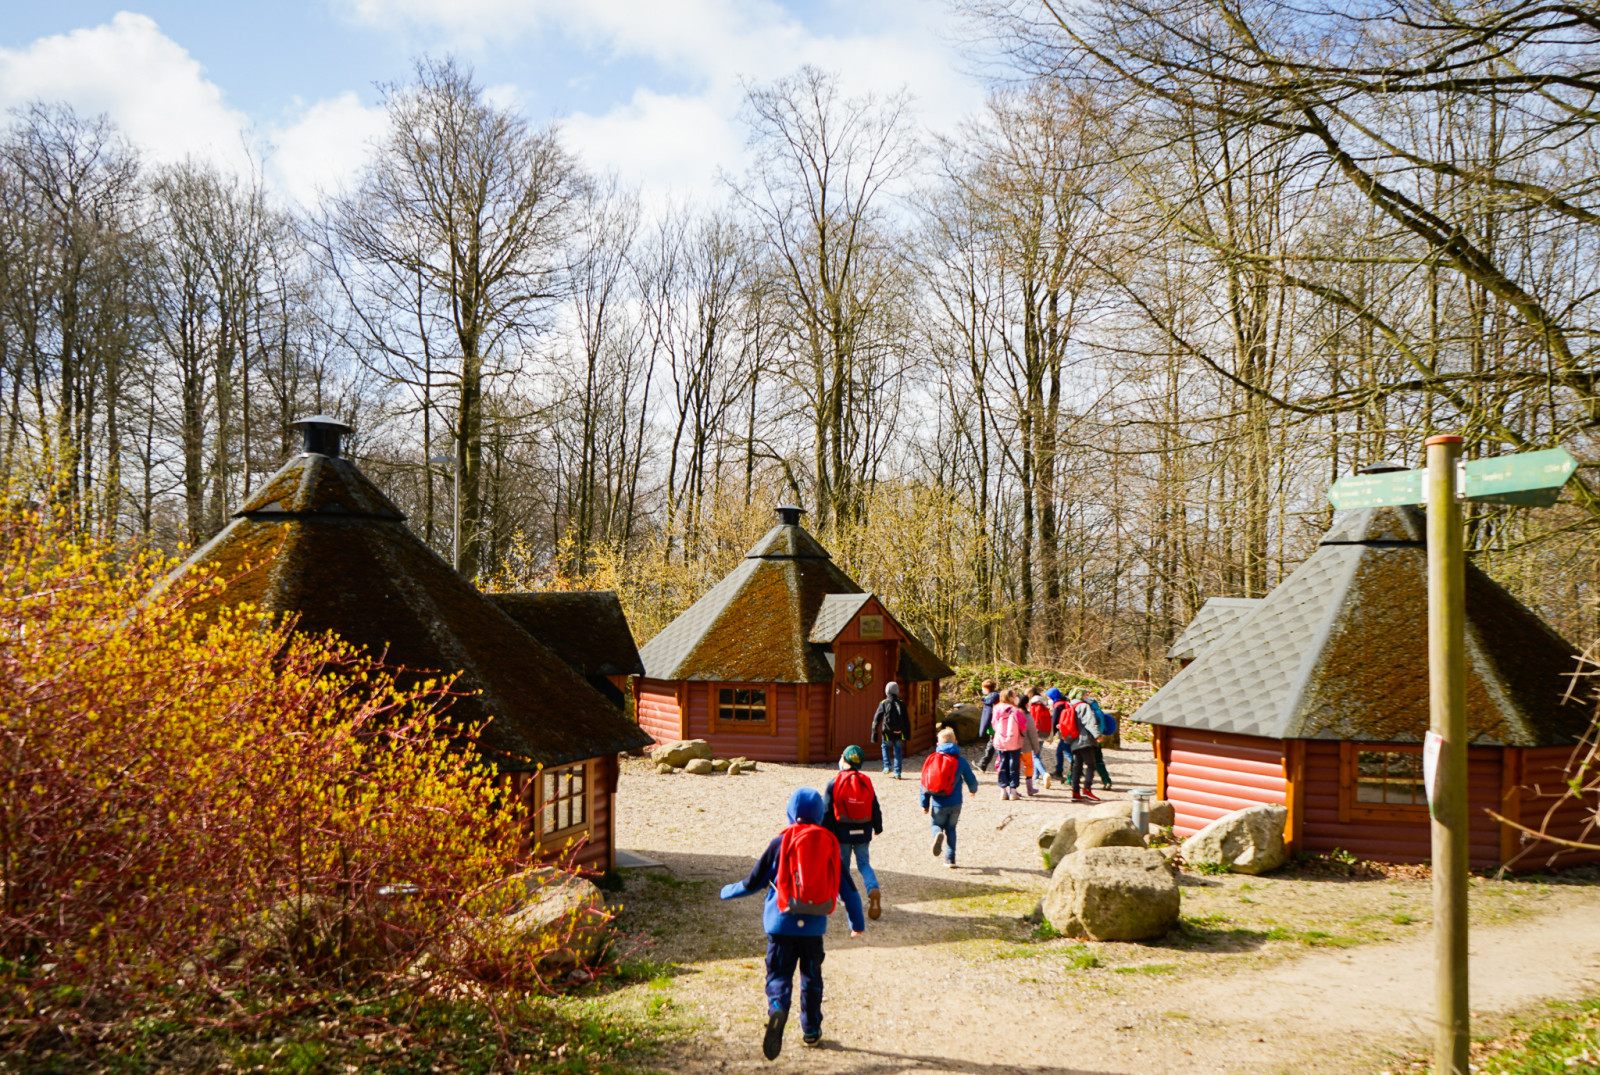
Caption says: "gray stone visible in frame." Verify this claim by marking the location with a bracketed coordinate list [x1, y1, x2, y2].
[487, 867, 607, 965]
[942, 704, 982, 743]
[1075, 817, 1146, 851]
[711, 758, 732, 772]
[1180, 804, 1288, 875]
[1085, 800, 1134, 822]
[650, 739, 714, 768]
[1045, 817, 1081, 869]
[727, 764, 747, 775]
[1038, 821, 1063, 854]
[1149, 800, 1175, 829]
[1042, 847, 1180, 941]
[683, 757, 715, 775]
[655, 762, 675, 774]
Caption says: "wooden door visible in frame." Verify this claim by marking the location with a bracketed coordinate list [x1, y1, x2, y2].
[832, 642, 892, 754]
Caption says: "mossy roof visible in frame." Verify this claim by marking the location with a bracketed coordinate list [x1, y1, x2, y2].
[488, 592, 644, 678]
[165, 451, 651, 771]
[638, 518, 955, 684]
[1134, 505, 1592, 746]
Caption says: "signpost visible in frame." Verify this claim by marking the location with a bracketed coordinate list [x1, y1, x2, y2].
[1327, 441, 1580, 1075]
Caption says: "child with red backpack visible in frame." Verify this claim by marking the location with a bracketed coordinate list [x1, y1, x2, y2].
[822, 745, 883, 920]
[919, 726, 979, 867]
[720, 787, 866, 1059]
[1026, 686, 1053, 796]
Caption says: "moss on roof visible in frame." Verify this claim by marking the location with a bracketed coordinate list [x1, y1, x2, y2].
[488, 592, 644, 678]
[167, 452, 651, 771]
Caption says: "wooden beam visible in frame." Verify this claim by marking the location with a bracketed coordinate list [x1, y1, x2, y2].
[1499, 747, 1523, 867]
[1154, 725, 1168, 801]
[1284, 740, 1307, 854]
[676, 682, 688, 740]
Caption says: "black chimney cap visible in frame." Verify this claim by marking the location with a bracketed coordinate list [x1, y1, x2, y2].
[775, 504, 806, 526]
[291, 415, 353, 458]
[1358, 459, 1409, 475]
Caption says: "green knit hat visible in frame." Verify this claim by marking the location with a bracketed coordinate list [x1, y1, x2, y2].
[841, 745, 865, 768]
[1069, 687, 1085, 700]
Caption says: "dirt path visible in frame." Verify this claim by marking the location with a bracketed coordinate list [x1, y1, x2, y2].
[612, 746, 1600, 1074]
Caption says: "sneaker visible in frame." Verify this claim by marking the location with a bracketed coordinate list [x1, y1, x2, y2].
[932, 831, 945, 857]
[868, 888, 881, 920]
[1071, 794, 1086, 803]
[763, 1007, 787, 1060]
[1082, 790, 1102, 802]
[1043, 774, 1052, 790]
[802, 1030, 823, 1048]
[945, 859, 957, 869]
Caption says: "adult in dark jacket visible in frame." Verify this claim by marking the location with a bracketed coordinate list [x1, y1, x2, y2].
[869, 681, 911, 779]
[822, 745, 884, 919]
[721, 787, 866, 1057]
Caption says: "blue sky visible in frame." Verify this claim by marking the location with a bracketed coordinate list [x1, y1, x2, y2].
[0, 1, 986, 207]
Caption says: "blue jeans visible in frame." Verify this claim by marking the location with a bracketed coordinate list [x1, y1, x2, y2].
[765, 934, 825, 1034]
[1054, 739, 1071, 777]
[840, 841, 879, 893]
[879, 737, 903, 776]
[997, 749, 1020, 789]
[929, 803, 962, 863]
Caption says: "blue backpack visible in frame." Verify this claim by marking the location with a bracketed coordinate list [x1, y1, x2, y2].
[1089, 699, 1116, 737]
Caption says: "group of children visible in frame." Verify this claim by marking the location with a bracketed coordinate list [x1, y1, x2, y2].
[976, 679, 1117, 801]
[719, 680, 1116, 1059]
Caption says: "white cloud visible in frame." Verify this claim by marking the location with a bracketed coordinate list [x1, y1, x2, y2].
[266, 93, 387, 207]
[0, 12, 254, 171]
[564, 88, 744, 206]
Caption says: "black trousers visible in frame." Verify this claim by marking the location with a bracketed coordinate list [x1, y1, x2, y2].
[1071, 744, 1102, 796]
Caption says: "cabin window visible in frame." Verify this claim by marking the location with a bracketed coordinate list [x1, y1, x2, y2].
[1340, 743, 1428, 821]
[539, 762, 588, 837]
[915, 680, 932, 731]
[717, 687, 767, 723]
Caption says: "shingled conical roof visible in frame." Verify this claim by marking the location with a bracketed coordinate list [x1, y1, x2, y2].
[166, 420, 650, 771]
[1133, 504, 1590, 746]
[639, 509, 954, 684]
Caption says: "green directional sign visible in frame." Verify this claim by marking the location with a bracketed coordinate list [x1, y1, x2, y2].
[1462, 447, 1579, 507]
[1326, 447, 1580, 511]
[1327, 467, 1424, 510]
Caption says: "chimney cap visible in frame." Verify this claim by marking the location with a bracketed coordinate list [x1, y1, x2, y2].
[775, 504, 806, 526]
[291, 415, 353, 458]
[1357, 459, 1409, 475]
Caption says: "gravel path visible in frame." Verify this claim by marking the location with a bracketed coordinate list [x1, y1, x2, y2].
[611, 741, 1600, 1074]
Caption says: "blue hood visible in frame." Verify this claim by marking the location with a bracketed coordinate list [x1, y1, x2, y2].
[1046, 687, 1064, 703]
[787, 786, 824, 825]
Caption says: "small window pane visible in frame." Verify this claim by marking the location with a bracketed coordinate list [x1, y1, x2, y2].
[1356, 780, 1385, 803]
[719, 688, 734, 705]
[543, 772, 557, 799]
[541, 803, 556, 832]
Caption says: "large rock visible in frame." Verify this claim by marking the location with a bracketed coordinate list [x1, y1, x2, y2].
[1180, 804, 1288, 875]
[941, 704, 982, 743]
[1076, 817, 1146, 851]
[1086, 800, 1134, 822]
[488, 867, 608, 965]
[1042, 847, 1180, 941]
[651, 739, 713, 767]
[1149, 800, 1175, 829]
[683, 757, 715, 775]
[1045, 817, 1082, 869]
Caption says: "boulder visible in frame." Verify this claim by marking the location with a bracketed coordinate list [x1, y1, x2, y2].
[1180, 804, 1288, 875]
[1075, 817, 1146, 851]
[942, 704, 982, 743]
[1038, 820, 1064, 855]
[1042, 847, 1180, 941]
[683, 758, 715, 775]
[1149, 799, 1175, 829]
[711, 758, 732, 772]
[1046, 817, 1082, 869]
[650, 739, 713, 768]
[655, 762, 675, 774]
[1086, 800, 1134, 822]
[727, 765, 747, 775]
[488, 868, 607, 965]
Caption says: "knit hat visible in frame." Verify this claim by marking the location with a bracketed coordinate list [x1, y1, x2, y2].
[1069, 687, 1085, 700]
[885, 681, 899, 697]
[841, 745, 865, 769]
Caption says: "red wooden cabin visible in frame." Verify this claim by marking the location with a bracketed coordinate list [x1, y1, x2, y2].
[164, 417, 651, 873]
[1137, 500, 1598, 871]
[635, 506, 955, 764]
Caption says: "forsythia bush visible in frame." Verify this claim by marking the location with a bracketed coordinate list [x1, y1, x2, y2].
[0, 513, 559, 1010]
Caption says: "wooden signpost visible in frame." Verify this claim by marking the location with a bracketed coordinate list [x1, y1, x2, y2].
[1327, 441, 1578, 1075]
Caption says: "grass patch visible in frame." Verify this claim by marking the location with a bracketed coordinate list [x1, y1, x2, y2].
[1066, 948, 1102, 970]
[1384, 997, 1600, 1073]
[1113, 963, 1178, 976]
[5, 988, 673, 1074]
[1391, 912, 1415, 925]
[1194, 861, 1232, 876]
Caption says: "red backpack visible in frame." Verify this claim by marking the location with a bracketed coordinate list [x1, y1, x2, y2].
[1058, 701, 1080, 741]
[774, 824, 840, 916]
[921, 751, 959, 797]
[833, 770, 876, 823]
[1028, 698, 1053, 736]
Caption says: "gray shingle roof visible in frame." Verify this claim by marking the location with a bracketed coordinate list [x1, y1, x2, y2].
[1165, 597, 1263, 661]
[638, 513, 955, 684]
[1133, 504, 1591, 746]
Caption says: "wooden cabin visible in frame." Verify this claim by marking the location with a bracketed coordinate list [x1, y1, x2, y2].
[635, 505, 955, 764]
[1137, 501, 1598, 872]
[164, 416, 651, 873]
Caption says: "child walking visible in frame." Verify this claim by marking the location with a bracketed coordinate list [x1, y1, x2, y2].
[720, 787, 866, 1059]
[919, 727, 979, 867]
[991, 689, 1039, 800]
[977, 679, 1000, 771]
[823, 745, 884, 919]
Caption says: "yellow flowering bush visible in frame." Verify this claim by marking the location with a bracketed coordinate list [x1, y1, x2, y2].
[0, 512, 574, 1013]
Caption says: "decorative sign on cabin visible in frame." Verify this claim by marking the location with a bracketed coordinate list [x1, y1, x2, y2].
[844, 656, 874, 691]
[858, 614, 884, 640]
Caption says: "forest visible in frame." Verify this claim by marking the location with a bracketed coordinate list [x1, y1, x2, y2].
[4, 0, 1598, 679]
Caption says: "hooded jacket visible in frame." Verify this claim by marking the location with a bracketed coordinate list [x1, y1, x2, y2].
[918, 742, 978, 810]
[719, 787, 866, 936]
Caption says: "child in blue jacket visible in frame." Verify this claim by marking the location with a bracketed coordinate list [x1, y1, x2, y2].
[721, 787, 866, 1059]
[919, 727, 979, 867]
